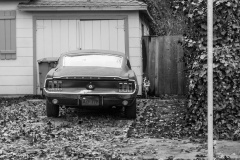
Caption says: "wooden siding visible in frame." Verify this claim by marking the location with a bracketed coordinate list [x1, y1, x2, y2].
[0, 6, 34, 95]
[0, 57, 33, 67]
[128, 12, 142, 95]
[0, 86, 33, 94]
[0, 10, 16, 60]
[129, 48, 141, 57]
[0, 67, 33, 76]
[17, 48, 33, 57]
[17, 28, 33, 38]
[17, 37, 33, 48]
[0, 76, 33, 86]
[142, 36, 187, 95]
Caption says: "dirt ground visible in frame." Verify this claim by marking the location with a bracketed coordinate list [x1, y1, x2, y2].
[0, 97, 240, 159]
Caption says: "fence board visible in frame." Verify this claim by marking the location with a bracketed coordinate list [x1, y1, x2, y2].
[154, 37, 159, 95]
[158, 37, 164, 95]
[142, 36, 149, 77]
[169, 36, 178, 94]
[142, 35, 186, 95]
[165, 36, 171, 94]
[148, 37, 156, 94]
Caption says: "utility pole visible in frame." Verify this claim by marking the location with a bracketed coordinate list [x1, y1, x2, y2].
[207, 0, 213, 159]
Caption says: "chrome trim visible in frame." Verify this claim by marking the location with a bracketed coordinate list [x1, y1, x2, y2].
[44, 88, 136, 95]
[43, 78, 138, 95]
[53, 76, 129, 80]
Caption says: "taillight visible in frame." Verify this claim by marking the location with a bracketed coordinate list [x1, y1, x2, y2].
[119, 83, 123, 92]
[53, 81, 57, 88]
[119, 82, 134, 93]
[128, 83, 132, 92]
[47, 80, 62, 91]
[48, 81, 53, 89]
[58, 81, 62, 90]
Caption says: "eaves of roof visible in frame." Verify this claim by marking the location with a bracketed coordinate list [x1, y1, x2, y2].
[18, 0, 147, 11]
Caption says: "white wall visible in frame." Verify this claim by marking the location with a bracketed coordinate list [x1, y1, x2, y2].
[0, 1, 34, 94]
[128, 11, 143, 94]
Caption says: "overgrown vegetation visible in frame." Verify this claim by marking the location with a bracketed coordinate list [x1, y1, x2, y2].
[139, 0, 186, 36]
[143, 0, 240, 140]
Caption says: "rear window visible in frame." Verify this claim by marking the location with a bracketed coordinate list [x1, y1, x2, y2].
[63, 54, 123, 68]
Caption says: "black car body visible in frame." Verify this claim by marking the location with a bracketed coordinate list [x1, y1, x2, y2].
[43, 50, 139, 118]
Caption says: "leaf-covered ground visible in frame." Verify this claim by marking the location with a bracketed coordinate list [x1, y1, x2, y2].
[127, 98, 187, 139]
[0, 96, 239, 159]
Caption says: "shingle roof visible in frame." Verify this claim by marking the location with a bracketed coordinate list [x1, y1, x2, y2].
[18, 0, 147, 11]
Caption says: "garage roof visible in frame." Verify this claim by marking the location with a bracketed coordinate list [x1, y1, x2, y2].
[18, 0, 147, 11]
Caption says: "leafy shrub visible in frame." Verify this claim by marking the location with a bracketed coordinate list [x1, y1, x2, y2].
[172, 0, 240, 139]
[186, 46, 240, 139]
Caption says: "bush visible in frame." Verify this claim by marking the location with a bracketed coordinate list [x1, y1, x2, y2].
[173, 0, 240, 139]
[186, 46, 240, 139]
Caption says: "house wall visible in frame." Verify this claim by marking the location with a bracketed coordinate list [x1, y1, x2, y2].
[0, 1, 143, 95]
[128, 11, 143, 95]
[0, 1, 33, 94]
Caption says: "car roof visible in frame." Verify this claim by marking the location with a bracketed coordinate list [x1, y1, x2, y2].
[61, 49, 126, 57]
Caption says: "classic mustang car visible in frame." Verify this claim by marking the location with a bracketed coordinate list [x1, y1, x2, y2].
[43, 50, 138, 119]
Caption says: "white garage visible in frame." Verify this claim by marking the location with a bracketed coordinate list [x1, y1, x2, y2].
[36, 19, 126, 94]
[0, 0, 151, 95]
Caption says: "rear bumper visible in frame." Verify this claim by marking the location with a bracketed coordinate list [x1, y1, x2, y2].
[43, 89, 137, 108]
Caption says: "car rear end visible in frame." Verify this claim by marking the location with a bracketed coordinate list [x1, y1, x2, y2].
[43, 76, 138, 109]
[43, 50, 138, 118]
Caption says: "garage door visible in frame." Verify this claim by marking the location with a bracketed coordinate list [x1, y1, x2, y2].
[36, 19, 125, 93]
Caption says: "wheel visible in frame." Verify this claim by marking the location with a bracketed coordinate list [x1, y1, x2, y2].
[46, 99, 59, 117]
[125, 99, 136, 119]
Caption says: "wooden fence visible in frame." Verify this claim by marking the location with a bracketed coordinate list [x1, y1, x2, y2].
[142, 35, 187, 95]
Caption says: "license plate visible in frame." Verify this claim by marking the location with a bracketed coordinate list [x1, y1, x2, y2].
[81, 96, 99, 106]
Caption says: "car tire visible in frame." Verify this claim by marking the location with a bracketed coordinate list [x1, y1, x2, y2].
[125, 99, 136, 119]
[46, 100, 59, 117]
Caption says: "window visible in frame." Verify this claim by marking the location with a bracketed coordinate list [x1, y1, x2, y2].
[0, 10, 16, 60]
[63, 54, 123, 68]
